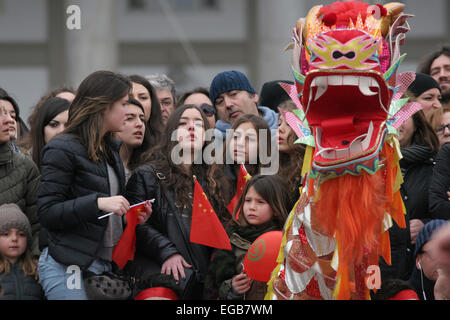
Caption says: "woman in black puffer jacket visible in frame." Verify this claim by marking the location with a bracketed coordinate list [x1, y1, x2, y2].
[125, 105, 232, 299]
[37, 71, 152, 300]
[380, 107, 440, 282]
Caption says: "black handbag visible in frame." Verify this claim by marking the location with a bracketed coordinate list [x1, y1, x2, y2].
[126, 169, 202, 300]
[83, 270, 133, 300]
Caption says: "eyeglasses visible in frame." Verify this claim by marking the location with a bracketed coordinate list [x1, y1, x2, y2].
[200, 104, 216, 117]
[436, 123, 450, 134]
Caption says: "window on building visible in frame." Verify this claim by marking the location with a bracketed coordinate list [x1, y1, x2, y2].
[127, 0, 219, 12]
[128, 0, 147, 11]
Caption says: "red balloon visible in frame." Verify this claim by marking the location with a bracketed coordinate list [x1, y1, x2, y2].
[243, 231, 282, 282]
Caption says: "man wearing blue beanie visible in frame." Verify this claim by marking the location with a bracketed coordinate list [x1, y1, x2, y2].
[409, 219, 448, 300]
[209, 70, 278, 137]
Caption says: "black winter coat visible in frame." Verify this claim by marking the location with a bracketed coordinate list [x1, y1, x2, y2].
[37, 134, 126, 269]
[429, 144, 450, 219]
[0, 263, 44, 300]
[125, 165, 222, 287]
[0, 142, 41, 257]
[400, 145, 436, 223]
[381, 145, 436, 281]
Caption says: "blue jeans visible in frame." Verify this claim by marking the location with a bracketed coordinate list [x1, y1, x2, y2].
[38, 247, 113, 300]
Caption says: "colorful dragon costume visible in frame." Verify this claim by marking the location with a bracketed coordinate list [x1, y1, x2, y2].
[266, 1, 422, 300]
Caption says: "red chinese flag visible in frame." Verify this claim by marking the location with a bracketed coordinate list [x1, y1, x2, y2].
[112, 202, 145, 269]
[190, 178, 231, 250]
[226, 164, 252, 219]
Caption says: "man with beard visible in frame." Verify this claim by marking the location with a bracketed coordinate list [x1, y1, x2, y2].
[419, 45, 450, 103]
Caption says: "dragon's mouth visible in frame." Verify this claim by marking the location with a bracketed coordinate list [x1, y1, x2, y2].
[302, 70, 390, 165]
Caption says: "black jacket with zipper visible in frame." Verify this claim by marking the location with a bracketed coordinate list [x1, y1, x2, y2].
[429, 143, 450, 219]
[124, 164, 223, 288]
[0, 263, 44, 300]
[37, 134, 126, 269]
[380, 145, 436, 281]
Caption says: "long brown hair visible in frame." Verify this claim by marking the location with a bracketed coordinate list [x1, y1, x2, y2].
[232, 174, 290, 228]
[28, 98, 70, 170]
[129, 74, 164, 146]
[225, 114, 273, 177]
[64, 71, 132, 163]
[418, 45, 450, 75]
[277, 100, 306, 197]
[17, 85, 75, 152]
[408, 110, 440, 154]
[0, 247, 36, 277]
[142, 104, 232, 217]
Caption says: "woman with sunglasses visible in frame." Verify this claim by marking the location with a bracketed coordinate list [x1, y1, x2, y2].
[177, 87, 217, 130]
[428, 105, 450, 149]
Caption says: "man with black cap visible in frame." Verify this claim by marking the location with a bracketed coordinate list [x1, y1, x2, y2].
[409, 219, 448, 300]
[209, 70, 278, 138]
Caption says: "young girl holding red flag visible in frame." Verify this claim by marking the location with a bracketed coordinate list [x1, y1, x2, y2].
[204, 174, 290, 300]
[37, 71, 152, 300]
[125, 104, 232, 299]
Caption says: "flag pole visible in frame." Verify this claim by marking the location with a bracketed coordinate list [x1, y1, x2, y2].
[98, 199, 155, 220]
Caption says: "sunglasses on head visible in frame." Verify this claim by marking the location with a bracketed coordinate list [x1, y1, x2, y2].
[200, 104, 216, 117]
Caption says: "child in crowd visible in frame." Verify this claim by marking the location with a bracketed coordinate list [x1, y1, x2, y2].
[204, 174, 290, 300]
[0, 203, 43, 300]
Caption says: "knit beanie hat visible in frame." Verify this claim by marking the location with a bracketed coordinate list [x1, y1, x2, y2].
[414, 219, 447, 257]
[0, 203, 32, 246]
[209, 70, 256, 104]
[408, 73, 441, 98]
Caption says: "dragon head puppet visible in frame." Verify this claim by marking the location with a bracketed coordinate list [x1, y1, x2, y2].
[267, 1, 421, 300]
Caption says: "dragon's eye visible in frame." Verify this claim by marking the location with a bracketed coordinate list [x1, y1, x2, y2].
[333, 50, 356, 60]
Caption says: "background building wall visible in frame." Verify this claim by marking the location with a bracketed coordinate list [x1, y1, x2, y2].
[0, 0, 448, 122]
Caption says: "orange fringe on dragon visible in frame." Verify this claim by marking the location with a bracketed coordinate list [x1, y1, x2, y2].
[266, 1, 423, 300]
